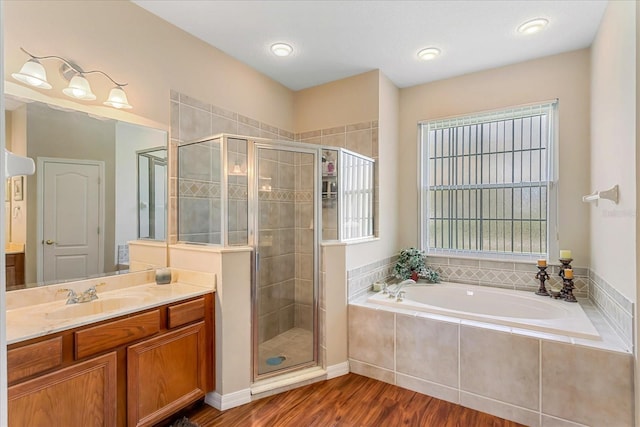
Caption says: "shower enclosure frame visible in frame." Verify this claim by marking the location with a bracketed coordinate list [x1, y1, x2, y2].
[177, 134, 374, 382]
[249, 139, 321, 381]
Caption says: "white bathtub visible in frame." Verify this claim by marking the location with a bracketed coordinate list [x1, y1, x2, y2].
[367, 282, 600, 339]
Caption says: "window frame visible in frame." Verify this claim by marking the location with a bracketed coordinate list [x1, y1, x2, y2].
[418, 101, 559, 261]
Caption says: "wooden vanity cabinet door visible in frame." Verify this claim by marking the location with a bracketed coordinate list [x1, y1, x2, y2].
[8, 352, 117, 427]
[127, 321, 208, 427]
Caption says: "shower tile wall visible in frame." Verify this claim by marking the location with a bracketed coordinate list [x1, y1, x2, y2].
[295, 152, 315, 331]
[169, 90, 294, 244]
[296, 121, 379, 239]
[258, 150, 297, 343]
[227, 137, 248, 245]
[177, 139, 222, 243]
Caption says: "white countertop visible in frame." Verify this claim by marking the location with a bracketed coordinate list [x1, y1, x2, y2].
[6, 281, 213, 345]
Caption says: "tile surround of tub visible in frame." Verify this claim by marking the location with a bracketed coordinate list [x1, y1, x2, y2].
[426, 256, 589, 298]
[347, 302, 634, 427]
[347, 255, 398, 300]
[588, 268, 634, 351]
[541, 340, 633, 427]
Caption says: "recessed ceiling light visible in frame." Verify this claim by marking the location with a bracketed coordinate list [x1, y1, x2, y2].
[517, 18, 549, 35]
[271, 43, 293, 57]
[417, 47, 441, 61]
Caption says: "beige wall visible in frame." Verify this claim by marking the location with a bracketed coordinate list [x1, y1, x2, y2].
[399, 49, 591, 263]
[346, 72, 401, 268]
[5, 107, 27, 247]
[4, 1, 294, 131]
[590, 1, 637, 302]
[294, 70, 379, 132]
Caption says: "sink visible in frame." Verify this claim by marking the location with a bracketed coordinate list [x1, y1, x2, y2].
[45, 295, 150, 320]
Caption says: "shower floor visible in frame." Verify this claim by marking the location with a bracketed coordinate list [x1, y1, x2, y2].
[258, 328, 314, 375]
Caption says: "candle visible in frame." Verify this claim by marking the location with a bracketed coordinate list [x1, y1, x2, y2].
[564, 269, 574, 279]
[537, 259, 547, 267]
[559, 250, 572, 259]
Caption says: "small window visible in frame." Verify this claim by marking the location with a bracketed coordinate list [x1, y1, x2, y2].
[341, 150, 375, 240]
[419, 101, 558, 259]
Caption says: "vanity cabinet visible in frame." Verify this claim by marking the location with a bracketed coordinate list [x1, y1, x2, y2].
[5, 252, 25, 289]
[7, 293, 214, 427]
[8, 352, 117, 426]
[128, 322, 207, 426]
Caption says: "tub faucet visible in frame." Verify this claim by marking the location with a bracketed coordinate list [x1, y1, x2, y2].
[390, 279, 416, 298]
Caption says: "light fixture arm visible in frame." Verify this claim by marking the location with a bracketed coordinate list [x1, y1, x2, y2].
[20, 47, 128, 87]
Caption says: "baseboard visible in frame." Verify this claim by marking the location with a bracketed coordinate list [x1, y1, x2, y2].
[205, 388, 252, 411]
[326, 361, 349, 379]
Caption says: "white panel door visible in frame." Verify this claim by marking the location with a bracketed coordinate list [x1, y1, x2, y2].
[42, 160, 102, 283]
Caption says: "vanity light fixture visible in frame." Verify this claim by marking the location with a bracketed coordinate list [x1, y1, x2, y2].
[417, 47, 441, 61]
[517, 18, 549, 35]
[270, 43, 293, 57]
[11, 47, 133, 109]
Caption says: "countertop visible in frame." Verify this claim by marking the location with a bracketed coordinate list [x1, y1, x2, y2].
[6, 281, 213, 345]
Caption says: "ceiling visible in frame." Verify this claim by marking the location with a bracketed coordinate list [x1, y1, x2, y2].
[133, 0, 608, 91]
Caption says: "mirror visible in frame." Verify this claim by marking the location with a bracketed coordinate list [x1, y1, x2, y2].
[4, 94, 168, 290]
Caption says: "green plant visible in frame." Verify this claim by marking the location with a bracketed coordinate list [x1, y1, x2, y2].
[393, 247, 440, 283]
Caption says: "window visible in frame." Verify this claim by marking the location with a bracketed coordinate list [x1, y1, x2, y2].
[419, 102, 557, 259]
[341, 150, 375, 240]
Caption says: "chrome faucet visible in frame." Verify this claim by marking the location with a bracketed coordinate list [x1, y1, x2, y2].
[58, 285, 99, 304]
[389, 279, 416, 299]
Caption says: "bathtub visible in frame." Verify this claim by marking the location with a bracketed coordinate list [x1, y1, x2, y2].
[367, 282, 600, 339]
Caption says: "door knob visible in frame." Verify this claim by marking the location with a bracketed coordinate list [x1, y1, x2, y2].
[45, 240, 54, 245]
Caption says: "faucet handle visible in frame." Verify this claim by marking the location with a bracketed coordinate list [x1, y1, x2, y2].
[396, 291, 406, 302]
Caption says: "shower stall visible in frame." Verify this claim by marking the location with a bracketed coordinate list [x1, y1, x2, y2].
[177, 134, 374, 381]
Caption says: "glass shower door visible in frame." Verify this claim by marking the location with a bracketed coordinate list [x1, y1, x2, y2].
[253, 144, 318, 379]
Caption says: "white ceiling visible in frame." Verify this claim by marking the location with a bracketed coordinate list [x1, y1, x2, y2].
[133, 0, 608, 91]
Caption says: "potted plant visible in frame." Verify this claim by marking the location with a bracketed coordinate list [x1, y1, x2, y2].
[393, 248, 440, 283]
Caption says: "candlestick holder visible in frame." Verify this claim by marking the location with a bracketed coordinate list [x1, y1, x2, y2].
[561, 277, 577, 303]
[558, 258, 573, 279]
[535, 266, 550, 296]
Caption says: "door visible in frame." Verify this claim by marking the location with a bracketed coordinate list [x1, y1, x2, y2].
[253, 144, 318, 379]
[39, 158, 103, 283]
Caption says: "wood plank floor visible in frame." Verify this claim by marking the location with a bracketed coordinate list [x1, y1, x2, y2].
[181, 373, 527, 427]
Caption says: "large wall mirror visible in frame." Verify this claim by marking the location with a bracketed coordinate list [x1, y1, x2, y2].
[4, 93, 168, 290]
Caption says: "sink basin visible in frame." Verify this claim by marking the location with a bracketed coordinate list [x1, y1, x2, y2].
[45, 295, 150, 320]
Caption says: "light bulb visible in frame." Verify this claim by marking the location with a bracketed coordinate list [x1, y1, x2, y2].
[271, 43, 293, 57]
[417, 47, 441, 61]
[517, 18, 549, 35]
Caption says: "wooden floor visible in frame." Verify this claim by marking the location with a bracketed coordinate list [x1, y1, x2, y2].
[181, 373, 526, 427]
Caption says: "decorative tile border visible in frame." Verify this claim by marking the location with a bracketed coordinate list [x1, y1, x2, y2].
[589, 269, 634, 351]
[179, 179, 221, 198]
[425, 256, 589, 298]
[347, 255, 398, 300]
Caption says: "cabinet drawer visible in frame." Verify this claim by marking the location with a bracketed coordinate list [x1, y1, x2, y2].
[167, 297, 205, 329]
[75, 310, 160, 359]
[8, 337, 63, 384]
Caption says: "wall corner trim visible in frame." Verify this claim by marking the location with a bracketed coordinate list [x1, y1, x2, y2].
[326, 362, 350, 379]
[205, 388, 252, 411]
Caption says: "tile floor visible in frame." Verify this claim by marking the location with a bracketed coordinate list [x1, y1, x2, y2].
[258, 327, 314, 375]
